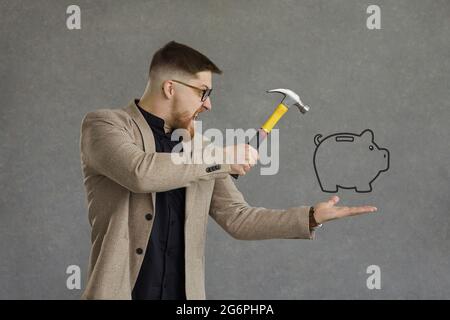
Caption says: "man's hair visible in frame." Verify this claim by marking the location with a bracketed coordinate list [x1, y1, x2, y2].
[149, 41, 222, 78]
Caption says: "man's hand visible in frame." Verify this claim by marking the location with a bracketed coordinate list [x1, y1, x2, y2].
[313, 196, 377, 224]
[223, 144, 259, 176]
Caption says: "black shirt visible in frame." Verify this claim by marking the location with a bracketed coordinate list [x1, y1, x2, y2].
[132, 99, 186, 300]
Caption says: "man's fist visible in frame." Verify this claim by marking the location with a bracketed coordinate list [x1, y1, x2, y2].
[313, 196, 377, 224]
[222, 144, 259, 176]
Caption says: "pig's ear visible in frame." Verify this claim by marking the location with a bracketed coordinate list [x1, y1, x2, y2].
[360, 129, 374, 141]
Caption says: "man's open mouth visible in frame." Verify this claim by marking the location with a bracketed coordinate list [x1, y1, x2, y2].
[193, 112, 200, 120]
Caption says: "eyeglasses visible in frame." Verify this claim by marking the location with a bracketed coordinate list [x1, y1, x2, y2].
[171, 79, 213, 102]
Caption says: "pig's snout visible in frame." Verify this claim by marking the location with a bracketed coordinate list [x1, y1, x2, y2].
[381, 148, 389, 170]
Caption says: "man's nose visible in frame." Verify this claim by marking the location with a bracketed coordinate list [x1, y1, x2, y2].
[202, 97, 212, 111]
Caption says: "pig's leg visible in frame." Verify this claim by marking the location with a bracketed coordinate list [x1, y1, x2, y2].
[355, 184, 372, 192]
[321, 181, 338, 193]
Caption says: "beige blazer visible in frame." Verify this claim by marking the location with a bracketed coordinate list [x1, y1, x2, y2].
[79, 99, 314, 300]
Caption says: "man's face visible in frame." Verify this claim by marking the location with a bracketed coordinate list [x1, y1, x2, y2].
[170, 71, 212, 137]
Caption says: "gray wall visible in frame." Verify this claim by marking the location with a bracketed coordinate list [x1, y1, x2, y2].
[1, 0, 449, 299]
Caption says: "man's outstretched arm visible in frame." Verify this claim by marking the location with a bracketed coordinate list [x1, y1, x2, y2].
[209, 175, 377, 241]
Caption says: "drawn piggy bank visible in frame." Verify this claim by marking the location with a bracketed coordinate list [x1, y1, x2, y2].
[313, 129, 389, 193]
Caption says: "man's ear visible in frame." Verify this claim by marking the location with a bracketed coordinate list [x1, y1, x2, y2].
[161, 80, 174, 100]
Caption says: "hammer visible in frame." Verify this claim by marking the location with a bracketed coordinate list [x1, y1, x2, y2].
[231, 88, 310, 179]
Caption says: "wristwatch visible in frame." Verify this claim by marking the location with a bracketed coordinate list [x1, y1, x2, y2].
[309, 206, 323, 231]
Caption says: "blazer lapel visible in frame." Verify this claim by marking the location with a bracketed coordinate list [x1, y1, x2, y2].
[124, 99, 154, 152]
[124, 99, 157, 212]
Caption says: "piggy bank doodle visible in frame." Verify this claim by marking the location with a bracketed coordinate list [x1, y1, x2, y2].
[313, 129, 390, 193]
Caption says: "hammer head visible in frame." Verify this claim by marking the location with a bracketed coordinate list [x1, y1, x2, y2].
[267, 88, 310, 114]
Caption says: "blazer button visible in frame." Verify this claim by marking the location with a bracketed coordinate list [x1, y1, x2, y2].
[145, 213, 153, 221]
[136, 248, 143, 255]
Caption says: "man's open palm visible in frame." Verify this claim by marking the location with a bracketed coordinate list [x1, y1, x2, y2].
[314, 196, 377, 224]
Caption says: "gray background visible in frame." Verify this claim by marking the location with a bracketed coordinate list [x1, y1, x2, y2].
[1, 0, 449, 299]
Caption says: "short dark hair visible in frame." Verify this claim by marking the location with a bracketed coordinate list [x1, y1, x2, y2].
[149, 41, 222, 78]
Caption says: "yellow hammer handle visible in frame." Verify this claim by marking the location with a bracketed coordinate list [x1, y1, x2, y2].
[261, 103, 289, 133]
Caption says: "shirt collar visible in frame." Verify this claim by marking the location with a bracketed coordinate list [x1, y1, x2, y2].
[135, 99, 172, 136]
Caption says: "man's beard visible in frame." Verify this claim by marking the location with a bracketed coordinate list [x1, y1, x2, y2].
[173, 110, 200, 139]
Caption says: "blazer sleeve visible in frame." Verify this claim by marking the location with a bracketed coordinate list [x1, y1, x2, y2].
[209, 175, 314, 240]
[80, 110, 231, 193]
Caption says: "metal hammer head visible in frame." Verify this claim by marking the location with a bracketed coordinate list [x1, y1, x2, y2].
[267, 88, 310, 114]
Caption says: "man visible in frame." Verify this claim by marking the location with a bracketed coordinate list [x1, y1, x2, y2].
[79, 41, 377, 300]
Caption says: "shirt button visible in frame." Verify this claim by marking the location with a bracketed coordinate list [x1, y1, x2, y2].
[136, 248, 143, 255]
[145, 213, 153, 221]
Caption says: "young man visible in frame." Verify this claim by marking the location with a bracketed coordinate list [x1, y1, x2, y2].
[79, 41, 377, 300]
